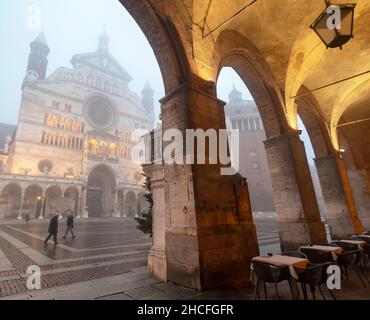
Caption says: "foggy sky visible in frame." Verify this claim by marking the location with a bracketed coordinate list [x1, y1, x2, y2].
[0, 0, 315, 163]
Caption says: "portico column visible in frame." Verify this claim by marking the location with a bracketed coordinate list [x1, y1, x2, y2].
[38, 191, 46, 219]
[264, 133, 327, 250]
[347, 168, 370, 230]
[17, 191, 25, 220]
[315, 155, 364, 238]
[81, 187, 88, 218]
[112, 189, 121, 217]
[144, 164, 167, 281]
[122, 190, 127, 218]
[160, 84, 259, 290]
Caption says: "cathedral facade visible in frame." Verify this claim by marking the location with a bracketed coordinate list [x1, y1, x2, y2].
[0, 31, 153, 219]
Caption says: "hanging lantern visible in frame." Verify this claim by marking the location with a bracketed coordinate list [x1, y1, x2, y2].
[311, 1, 356, 49]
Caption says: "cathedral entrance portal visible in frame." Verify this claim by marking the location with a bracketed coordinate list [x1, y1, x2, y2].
[87, 165, 116, 217]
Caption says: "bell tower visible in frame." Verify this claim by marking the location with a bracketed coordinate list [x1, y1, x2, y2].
[141, 81, 155, 121]
[26, 31, 50, 81]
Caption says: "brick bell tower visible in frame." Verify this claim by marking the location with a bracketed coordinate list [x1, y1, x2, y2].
[26, 31, 50, 81]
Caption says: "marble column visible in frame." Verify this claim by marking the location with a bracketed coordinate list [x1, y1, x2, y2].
[144, 164, 167, 282]
[38, 191, 46, 219]
[112, 189, 121, 217]
[17, 191, 25, 220]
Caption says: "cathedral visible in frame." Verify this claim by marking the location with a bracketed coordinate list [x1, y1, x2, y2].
[0, 30, 154, 219]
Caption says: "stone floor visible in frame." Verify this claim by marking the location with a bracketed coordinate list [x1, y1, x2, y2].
[0, 216, 369, 300]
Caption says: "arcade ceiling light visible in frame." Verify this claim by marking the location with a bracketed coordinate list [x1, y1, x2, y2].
[311, 1, 356, 49]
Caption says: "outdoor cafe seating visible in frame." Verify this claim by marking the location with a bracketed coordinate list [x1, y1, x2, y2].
[251, 235, 370, 300]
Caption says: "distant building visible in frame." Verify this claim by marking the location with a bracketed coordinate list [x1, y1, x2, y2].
[0, 30, 153, 219]
[224, 85, 275, 212]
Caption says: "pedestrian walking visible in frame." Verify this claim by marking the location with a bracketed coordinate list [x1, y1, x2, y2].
[44, 213, 59, 245]
[63, 211, 75, 239]
[25, 213, 30, 224]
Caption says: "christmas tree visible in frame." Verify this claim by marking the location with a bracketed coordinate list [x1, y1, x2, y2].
[135, 174, 153, 237]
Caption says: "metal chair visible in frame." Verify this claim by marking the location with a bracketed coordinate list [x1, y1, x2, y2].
[336, 249, 369, 288]
[296, 263, 328, 300]
[299, 247, 333, 264]
[252, 261, 294, 300]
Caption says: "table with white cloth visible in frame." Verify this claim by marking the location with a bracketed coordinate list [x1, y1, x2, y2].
[251, 255, 309, 280]
[353, 235, 370, 239]
[250, 255, 309, 299]
[299, 245, 343, 262]
[338, 240, 367, 252]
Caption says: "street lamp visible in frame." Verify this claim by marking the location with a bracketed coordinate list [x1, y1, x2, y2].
[311, 1, 356, 49]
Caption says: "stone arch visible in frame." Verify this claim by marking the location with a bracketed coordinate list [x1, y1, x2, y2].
[295, 86, 333, 159]
[0, 183, 22, 219]
[87, 164, 117, 217]
[24, 184, 44, 219]
[44, 185, 63, 218]
[125, 191, 136, 217]
[119, 0, 192, 93]
[214, 30, 290, 139]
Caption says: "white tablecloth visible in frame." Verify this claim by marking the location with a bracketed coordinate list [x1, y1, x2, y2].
[339, 240, 367, 251]
[299, 245, 343, 261]
[251, 255, 309, 280]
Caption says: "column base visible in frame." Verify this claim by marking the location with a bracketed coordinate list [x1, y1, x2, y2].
[111, 211, 121, 218]
[148, 247, 167, 282]
[17, 216, 23, 220]
[38, 216, 44, 220]
[82, 208, 89, 218]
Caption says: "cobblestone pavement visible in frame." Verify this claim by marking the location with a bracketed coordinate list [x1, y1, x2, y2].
[0, 218, 151, 298]
[1, 216, 368, 300]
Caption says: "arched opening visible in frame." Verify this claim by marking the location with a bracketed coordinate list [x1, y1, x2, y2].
[125, 191, 136, 217]
[0, 183, 22, 219]
[44, 186, 63, 218]
[24, 185, 43, 219]
[87, 165, 116, 217]
[64, 187, 80, 217]
[217, 67, 280, 255]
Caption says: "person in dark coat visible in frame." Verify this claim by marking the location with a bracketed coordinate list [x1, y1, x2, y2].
[44, 213, 59, 245]
[63, 211, 75, 239]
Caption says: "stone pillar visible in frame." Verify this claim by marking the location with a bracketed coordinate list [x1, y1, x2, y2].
[144, 164, 167, 282]
[314, 155, 363, 238]
[347, 169, 370, 230]
[161, 85, 259, 290]
[38, 192, 46, 219]
[112, 189, 121, 217]
[17, 191, 25, 220]
[81, 188, 88, 218]
[122, 190, 127, 218]
[264, 134, 327, 250]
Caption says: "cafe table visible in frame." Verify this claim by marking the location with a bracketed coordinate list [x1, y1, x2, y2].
[251, 255, 309, 280]
[250, 255, 308, 299]
[299, 245, 343, 262]
[338, 239, 367, 251]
